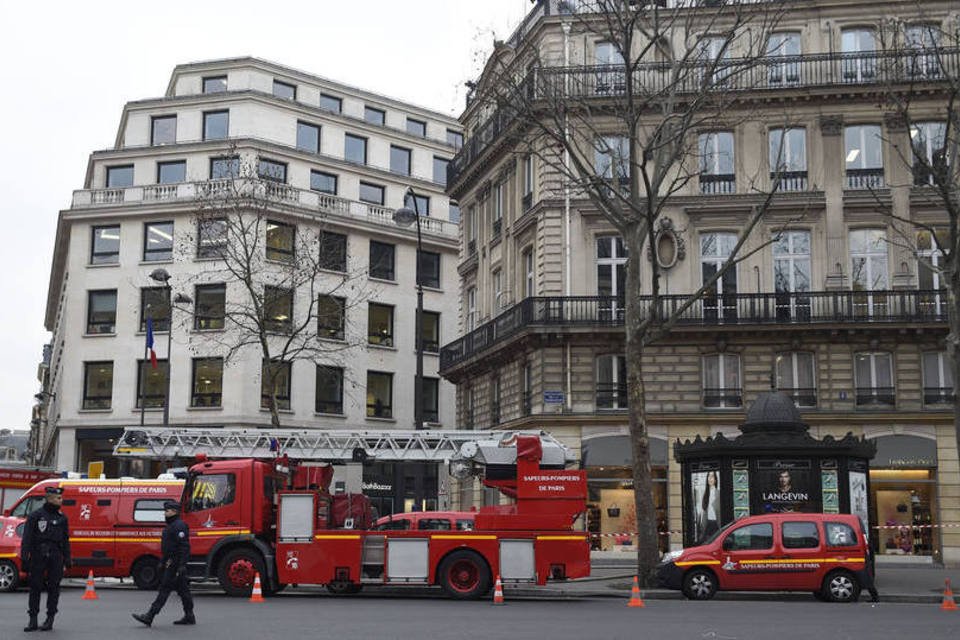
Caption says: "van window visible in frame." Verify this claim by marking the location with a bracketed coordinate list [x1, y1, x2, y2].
[10, 496, 44, 518]
[723, 523, 773, 551]
[134, 499, 168, 523]
[825, 522, 858, 547]
[456, 519, 474, 531]
[782, 521, 820, 549]
[417, 518, 452, 531]
[189, 473, 236, 511]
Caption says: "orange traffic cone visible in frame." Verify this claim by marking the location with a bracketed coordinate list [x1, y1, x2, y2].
[81, 570, 98, 601]
[627, 575, 645, 608]
[249, 572, 265, 603]
[941, 579, 958, 611]
[492, 575, 505, 605]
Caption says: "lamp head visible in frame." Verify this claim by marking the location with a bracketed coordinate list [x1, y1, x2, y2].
[149, 268, 171, 284]
[393, 206, 418, 227]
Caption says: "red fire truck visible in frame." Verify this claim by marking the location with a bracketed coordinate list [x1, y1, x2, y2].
[0, 467, 59, 513]
[113, 428, 590, 599]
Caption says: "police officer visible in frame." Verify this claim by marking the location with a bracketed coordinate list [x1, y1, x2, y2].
[21, 486, 71, 632]
[132, 500, 195, 627]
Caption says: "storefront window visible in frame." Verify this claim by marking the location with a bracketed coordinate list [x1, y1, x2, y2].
[870, 469, 938, 557]
[586, 466, 668, 553]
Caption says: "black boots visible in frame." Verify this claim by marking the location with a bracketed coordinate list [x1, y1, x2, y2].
[173, 613, 196, 625]
[39, 616, 55, 631]
[132, 612, 155, 627]
[24, 616, 38, 632]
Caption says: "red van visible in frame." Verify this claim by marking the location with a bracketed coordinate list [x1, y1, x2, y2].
[0, 478, 183, 592]
[656, 513, 876, 602]
[373, 511, 476, 532]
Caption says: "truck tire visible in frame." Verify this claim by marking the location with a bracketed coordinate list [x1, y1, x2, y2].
[437, 550, 491, 600]
[822, 570, 861, 603]
[131, 557, 162, 590]
[217, 548, 267, 597]
[682, 569, 717, 600]
[0, 560, 19, 593]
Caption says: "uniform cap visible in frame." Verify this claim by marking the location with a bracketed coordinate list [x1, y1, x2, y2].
[163, 500, 182, 512]
[45, 486, 64, 495]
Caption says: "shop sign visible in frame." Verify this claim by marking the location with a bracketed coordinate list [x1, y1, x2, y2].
[361, 481, 393, 493]
[872, 435, 937, 468]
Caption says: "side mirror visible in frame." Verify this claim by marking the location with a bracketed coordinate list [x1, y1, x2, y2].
[2, 508, 10, 517]
[721, 536, 733, 551]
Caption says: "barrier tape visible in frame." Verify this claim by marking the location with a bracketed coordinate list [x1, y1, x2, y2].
[588, 523, 960, 539]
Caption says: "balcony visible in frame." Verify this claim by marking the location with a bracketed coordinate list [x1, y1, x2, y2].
[596, 383, 628, 410]
[855, 386, 895, 407]
[778, 387, 817, 408]
[703, 388, 743, 408]
[845, 167, 885, 190]
[700, 173, 736, 195]
[439, 290, 947, 373]
[71, 180, 459, 239]
[923, 387, 955, 406]
[771, 170, 808, 192]
[449, 47, 960, 188]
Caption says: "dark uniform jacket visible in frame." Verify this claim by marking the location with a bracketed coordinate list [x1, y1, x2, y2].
[161, 517, 190, 571]
[21, 504, 71, 567]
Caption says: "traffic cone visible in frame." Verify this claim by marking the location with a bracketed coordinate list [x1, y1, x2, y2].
[627, 575, 645, 608]
[249, 572, 265, 603]
[941, 578, 958, 611]
[492, 575, 505, 605]
[81, 570, 98, 601]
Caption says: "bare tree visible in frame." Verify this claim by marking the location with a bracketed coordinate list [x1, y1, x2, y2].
[464, 0, 794, 583]
[180, 150, 370, 427]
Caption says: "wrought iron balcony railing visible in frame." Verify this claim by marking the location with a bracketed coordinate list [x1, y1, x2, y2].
[699, 173, 736, 195]
[855, 386, 896, 406]
[703, 388, 743, 408]
[923, 387, 955, 406]
[439, 290, 947, 372]
[596, 383, 629, 409]
[777, 387, 817, 408]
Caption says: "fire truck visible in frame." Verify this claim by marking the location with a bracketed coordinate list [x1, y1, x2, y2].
[113, 428, 590, 599]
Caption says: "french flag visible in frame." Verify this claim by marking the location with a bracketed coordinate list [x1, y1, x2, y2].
[146, 318, 158, 369]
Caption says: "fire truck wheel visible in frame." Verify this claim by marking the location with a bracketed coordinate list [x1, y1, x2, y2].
[326, 581, 363, 595]
[0, 560, 19, 592]
[437, 550, 491, 600]
[217, 548, 266, 597]
[131, 557, 162, 590]
[681, 569, 717, 600]
[822, 570, 861, 603]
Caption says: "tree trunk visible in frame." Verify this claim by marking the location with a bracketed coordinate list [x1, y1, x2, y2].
[947, 272, 960, 510]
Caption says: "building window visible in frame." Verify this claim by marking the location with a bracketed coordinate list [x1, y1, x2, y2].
[194, 284, 226, 330]
[492, 182, 503, 237]
[140, 287, 171, 332]
[698, 35, 732, 85]
[699, 131, 735, 194]
[595, 135, 629, 188]
[522, 363, 532, 416]
[106, 165, 134, 188]
[319, 231, 347, 272]
[769, 127, 807, 191]
[197, 218, 227, 258]
[841, 28, 877, 83]
[775, 352, 816, 407]
[447, 129, 463, 149]
[596, 234, 627, 302]
[319, 94, 341, 113]
[850, 229, 888, 316]
[492, 269, 503, 311]
[317, 295, 345, 340]
[449, 202, 461, 224]
[523, 249, 534, 297]
[368, 303, 394, 347]
[202, 76, 227, 93]
[701, 232, 738, 321]
[210, 156, 240, 179]
[595, 41, 625, 93]
[855, 352, 894, 406]
[310, 170, 337, 195]
[266, 220, 295, 262]
[157, 161, 186, 184]
[419, 250, 440, 288]
[359, 182, 384, 206]
[366, 371, 393, 418]
[316, 366, 344, 414]
[406, 118, 426, 137]
[91, 225, 120, 265]
[390, 145, 412, 175]
[203, 110, 229, 140]
[345, 134, 367, 164]
[136, 359, 169, 409]
[296, 121, 320, 154]
[905, 24, 943, 79]
[369, 240, 395, 280]
[257, 159, 287, 183]
[702, 353, 742, 408]
[404, 191, 430, 216]
[143, 221, 174, 262]
[264, 286, 293, 333]
[151, 115, 177, 145]
[421, 311, 440, 353]
[466, 205, 477, 254]
[491, 375, 501, 425]
[917, 230, 946, 317]
[364, 106, 385, 126]
[87, 290, 117, 334]
[523, 154, 534, 209]
[766, 32, 801, 85]
[911, 121, 947, 186]
[773, 230, 811, 321]
[845, 125, 884, 189]
[82, 362, 113, 410]
[191, 357, 223, 407]
[922, 352, 954, 405]
[597, 354, 627, 409]
[434, 156, 449, 186]
[423, 377, 439, 423]
[261, 360, 292, 411]
[273, 79, 296, 100]
[466, 287, 477, 332]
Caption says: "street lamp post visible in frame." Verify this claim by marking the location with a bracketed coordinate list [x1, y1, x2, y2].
[393, 188, 424, 431]
[149, 268, 193, 428]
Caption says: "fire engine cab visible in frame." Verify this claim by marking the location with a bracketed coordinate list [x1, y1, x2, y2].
[113, 428, 590, 599]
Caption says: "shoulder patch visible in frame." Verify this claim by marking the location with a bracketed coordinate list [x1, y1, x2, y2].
[178, 531, 186, 538]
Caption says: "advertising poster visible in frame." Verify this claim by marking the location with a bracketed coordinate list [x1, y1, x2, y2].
[848, 470, 869, 533]
[690, 470, 721, 544]
[756, 460, 815, 513]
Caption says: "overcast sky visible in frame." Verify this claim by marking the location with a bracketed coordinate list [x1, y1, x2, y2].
[0, 0, 530, 431]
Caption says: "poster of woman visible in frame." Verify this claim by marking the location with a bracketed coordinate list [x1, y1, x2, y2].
[691, 470, 720, 544]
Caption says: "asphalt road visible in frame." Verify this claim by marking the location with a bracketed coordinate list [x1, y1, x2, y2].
[1, 586, 957, 640]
